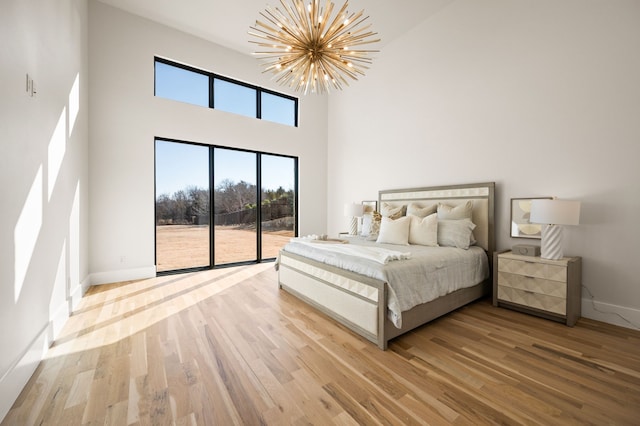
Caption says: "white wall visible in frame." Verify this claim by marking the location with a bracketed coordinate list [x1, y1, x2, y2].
[0, 0, 89, 420]
[328, 0, 640, 329]
[88, 1, 328, 283]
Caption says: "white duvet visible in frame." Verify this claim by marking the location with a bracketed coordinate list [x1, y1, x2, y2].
[293, 239, 411, 264]
[282, 238, 489, 328]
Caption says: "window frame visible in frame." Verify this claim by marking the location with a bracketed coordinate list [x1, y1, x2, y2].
[154, 57, 299, 127]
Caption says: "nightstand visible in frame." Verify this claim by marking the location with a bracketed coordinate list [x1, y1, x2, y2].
[493, 250, 582, 326]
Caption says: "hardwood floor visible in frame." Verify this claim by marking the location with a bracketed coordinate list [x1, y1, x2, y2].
[4, 263, 640, 425]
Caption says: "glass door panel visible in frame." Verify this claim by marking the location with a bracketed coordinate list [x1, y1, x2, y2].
[261, 155, 296, 259]
[155, 140, 210, 272]
[213, 148, 257, 265]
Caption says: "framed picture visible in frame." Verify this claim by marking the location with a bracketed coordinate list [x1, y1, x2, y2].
[362, 200, 377, 214]
[510, 197, 552, 239]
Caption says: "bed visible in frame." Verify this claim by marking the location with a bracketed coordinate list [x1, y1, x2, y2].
[277, 182, 495, 349]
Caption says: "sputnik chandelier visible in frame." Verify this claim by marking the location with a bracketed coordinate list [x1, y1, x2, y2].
[249, 0, 380, 94]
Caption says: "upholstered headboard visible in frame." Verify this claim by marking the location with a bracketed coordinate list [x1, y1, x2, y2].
[378, 182, 495, 254]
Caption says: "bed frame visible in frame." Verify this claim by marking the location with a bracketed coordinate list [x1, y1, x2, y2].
[278, 182, 495, 349]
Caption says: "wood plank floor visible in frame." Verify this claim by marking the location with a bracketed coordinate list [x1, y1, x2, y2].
[4, 263, 640, 425]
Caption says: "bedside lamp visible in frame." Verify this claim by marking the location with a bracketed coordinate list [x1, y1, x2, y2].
[344, 203, 364, 236]
[530, 199, 581, 260]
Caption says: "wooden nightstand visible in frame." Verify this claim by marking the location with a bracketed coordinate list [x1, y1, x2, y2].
[493, 250, 582, 326]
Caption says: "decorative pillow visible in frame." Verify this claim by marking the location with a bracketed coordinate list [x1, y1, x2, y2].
[376, 216, 410, 245]
[380, 202, 406, 220]
[437, 200, 473, 220]
[408, 213, 438, 246]
[437, 219, 476, 249]
[368, 211, 382, 240]
[406, 202, 437, 218]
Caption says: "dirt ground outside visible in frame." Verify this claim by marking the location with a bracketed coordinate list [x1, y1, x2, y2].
[156, 225, 293, 272]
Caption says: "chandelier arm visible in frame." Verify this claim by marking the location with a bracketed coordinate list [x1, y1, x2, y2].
[261, 8, 309, 47]
[322, 8, 365, 43]
[280, 0, 311, 43]
[320, 1, 351, 44]
[257, 10, 290, 33]
[319, 56, 360, 80]
[316, 1, 335, 42]
[331, 25, 380, 44]
[264, 5, 308, 44]
[327, 17, 379, 47]
[248, 26, 298, 46]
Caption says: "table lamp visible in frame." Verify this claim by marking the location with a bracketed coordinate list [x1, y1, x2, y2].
[530, 199, 581, 260]
[344, 203, 364, 236]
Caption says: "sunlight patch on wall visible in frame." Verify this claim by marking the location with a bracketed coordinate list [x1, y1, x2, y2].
[68, 73, 80, 136]
[15, 165, 43, 303]
[69, 181, 80, 293]
[49, 240, 69, 330]
[48, 107, 67, 201]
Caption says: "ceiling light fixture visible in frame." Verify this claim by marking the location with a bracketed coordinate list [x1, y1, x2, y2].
[249, 0, 380, 94]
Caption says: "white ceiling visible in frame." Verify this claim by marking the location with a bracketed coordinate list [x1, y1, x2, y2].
[96, 0, 453, 55]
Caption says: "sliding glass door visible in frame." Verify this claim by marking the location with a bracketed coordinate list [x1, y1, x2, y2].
[155, 139, 297, 273]
[261, 154, 296, 259]
[213, 148, 257, 265]
[155, 140, 211, 272]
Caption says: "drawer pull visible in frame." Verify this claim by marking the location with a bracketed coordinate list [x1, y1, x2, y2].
[524, 290, 535, 295]
[524, 275, 535, 279]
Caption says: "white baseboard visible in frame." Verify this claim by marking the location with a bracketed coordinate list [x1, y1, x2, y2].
[0, 278, 90, 423]
[76, 275, 92, 307]
[49, 280, 88, 339]
[582, 298, 640, 331]
[0, 325, 51, 423]
[90, 265, 156, 285]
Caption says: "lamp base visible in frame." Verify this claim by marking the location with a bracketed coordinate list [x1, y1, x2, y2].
[349, 217, 358, 236]
[540, 224, 564, 260]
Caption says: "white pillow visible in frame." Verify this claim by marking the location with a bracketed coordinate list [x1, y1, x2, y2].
[437, 219, 476, 249]
[376, 216, 410, 245]
[437, 200, 473, 220]
[406, 202, 437, 218]
[408, 213, 438, 246]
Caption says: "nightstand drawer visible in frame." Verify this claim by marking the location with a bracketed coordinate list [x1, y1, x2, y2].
[498, 285, 566, 315]
[498, 258, 567, 282]
[497, 271, 567, 298]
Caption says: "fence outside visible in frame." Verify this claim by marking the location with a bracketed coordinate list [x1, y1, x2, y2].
[214, 200, 293, 227]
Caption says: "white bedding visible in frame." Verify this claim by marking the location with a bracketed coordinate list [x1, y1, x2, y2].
[293, 239, 411, 264]
[281, 238, 489, 328]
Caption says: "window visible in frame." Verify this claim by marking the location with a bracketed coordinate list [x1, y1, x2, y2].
[154, 61, 209, 107]
[261, 91, 297, 127]
[154, 57, 298, 127]
[155, 138, 298, 274]
[214, 78, 257, 118]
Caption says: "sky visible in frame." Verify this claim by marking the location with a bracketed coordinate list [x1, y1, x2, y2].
[155, 140, 295, 197]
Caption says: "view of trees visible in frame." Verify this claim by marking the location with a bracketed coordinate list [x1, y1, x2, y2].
[155, 180, 294, 226]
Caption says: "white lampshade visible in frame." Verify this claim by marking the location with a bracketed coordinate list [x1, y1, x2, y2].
[530, 199, 581, 260]
[344, 203, 364, 218]
[530, 199, 581, 225]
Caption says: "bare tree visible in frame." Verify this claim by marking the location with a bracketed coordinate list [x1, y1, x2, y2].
[215, 179, 256, 213]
